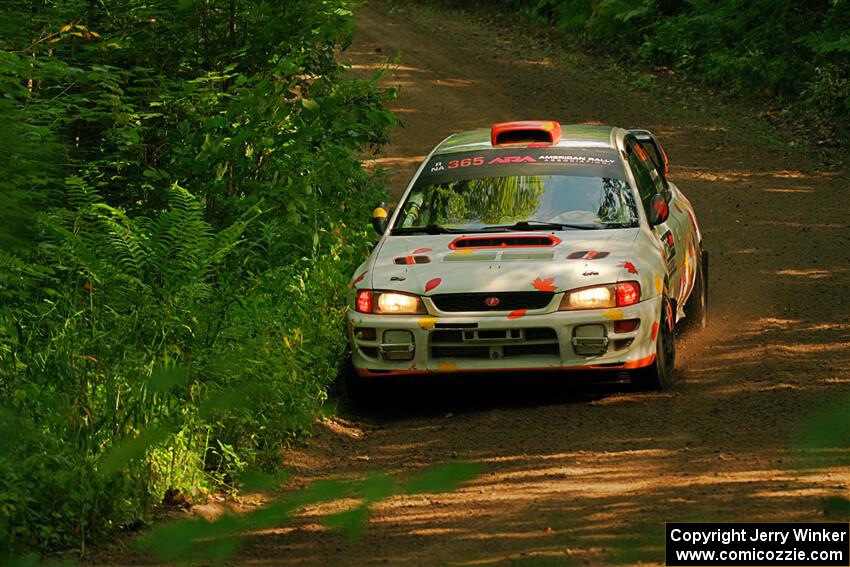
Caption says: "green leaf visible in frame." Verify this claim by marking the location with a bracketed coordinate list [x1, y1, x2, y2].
[823, 496, 850, 518]
[239, 470, 291, 492]
[325, 505, 370, 540]
[148, 366, 189, 393]
[404, 462, 483, 494]
[301, 98, 319, 111]
[797, 395, 850, 449]
[99, 426, 172, 476]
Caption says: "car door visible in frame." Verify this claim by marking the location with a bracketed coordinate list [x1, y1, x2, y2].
[630, 132, 700, 311]
[625, 138, 687, 305]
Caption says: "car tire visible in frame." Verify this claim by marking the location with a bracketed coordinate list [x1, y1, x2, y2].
[682, 248, 708, 333]
[631, 293, 676, 391]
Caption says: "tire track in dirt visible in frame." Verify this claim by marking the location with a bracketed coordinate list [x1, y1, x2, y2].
[90, 3, 850, 565]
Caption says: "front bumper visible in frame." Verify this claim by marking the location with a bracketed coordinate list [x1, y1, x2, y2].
[347, 296, 661, 377]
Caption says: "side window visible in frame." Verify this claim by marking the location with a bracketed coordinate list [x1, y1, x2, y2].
[627, 143, 658, 214]
[645, 160, 668, 194]
[638, 142, 666, 184]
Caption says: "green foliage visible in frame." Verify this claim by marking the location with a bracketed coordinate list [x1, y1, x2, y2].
[502, 0, 850, 141]
[136, 461, 482, 564]
[0, 0, 394, 555]
[792, 394, 850, 520]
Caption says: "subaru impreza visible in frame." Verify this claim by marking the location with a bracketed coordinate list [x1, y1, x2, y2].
[346, 121, 706, 390]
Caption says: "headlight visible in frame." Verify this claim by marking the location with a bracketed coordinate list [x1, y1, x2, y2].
[559, 281, 641, 310]
[355, 290, 425, 314]
[561, 285, 615, 310]
[377, 292, 424, 314]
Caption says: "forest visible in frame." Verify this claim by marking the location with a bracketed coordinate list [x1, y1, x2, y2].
[1, 0, 847, 561]
[491, 0, 850, 143]
[0, 0, 394, 557]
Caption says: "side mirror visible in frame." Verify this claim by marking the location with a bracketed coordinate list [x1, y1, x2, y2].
[649, 194, 669, 226]
[371, 203, 389, 235]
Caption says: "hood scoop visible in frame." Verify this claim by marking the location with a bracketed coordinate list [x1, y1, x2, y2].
[449, 234, 561, 249]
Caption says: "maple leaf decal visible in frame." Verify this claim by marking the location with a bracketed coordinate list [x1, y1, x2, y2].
[424, 278, 442, 293]
[532, 277, 557, 292]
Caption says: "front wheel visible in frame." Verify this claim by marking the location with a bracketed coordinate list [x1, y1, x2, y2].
[631, 294, 676, 391]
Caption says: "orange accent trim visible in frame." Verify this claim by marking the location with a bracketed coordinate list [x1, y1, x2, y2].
[448, 234, 561, 250]
[349, 270, 367, 289]
[355, 354, 656, 377]
[622, 353, 656, 369]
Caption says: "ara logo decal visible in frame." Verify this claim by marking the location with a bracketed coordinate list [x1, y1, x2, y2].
[488, 155, 537, 165]
[430, 161, 445, 173]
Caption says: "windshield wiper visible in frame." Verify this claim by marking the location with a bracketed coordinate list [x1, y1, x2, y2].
[600, 222, 639, 229]
[481, 220, 598, 231]
[392, 224, 462, 235]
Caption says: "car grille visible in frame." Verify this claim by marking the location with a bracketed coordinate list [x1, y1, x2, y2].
[430, 327, 560, 360]
[430, 292, 554, 312]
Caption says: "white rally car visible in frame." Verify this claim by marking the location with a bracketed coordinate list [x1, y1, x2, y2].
[346, 121, 707, 390]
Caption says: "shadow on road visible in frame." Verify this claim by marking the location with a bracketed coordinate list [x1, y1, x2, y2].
[341, 370, 636, 420]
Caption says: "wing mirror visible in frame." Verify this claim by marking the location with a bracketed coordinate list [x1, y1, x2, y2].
[649, 194, 669, 226]
[371, 203, 389, 235]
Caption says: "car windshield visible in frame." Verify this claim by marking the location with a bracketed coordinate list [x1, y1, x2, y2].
[394, 173, 639, 232]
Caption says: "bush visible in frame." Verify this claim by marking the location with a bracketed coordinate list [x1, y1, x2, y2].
[493, 0, 850, 142]
[0, 0, 394, 555]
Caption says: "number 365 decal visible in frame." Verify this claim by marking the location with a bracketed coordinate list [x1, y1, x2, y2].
[448, 156, 485, 169]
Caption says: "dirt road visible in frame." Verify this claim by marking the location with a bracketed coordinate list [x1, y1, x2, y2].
[93, 3, 850, 565]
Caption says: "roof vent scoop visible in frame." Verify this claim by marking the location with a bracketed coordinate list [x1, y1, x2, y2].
[490, 120, 561, 146]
